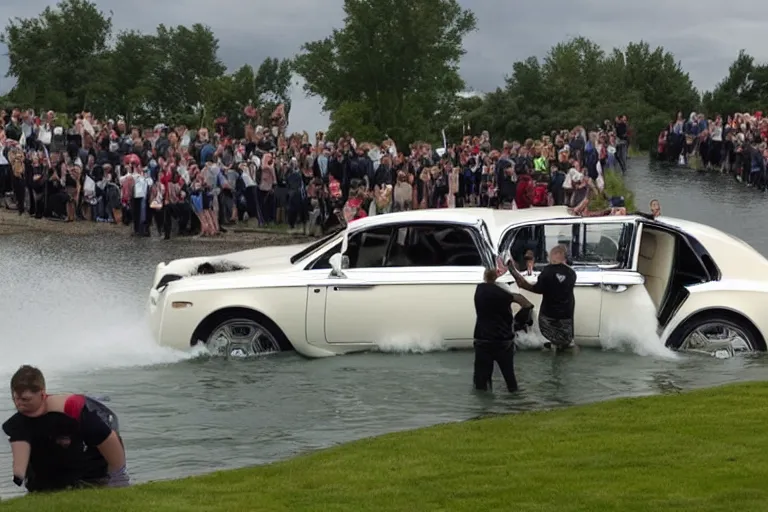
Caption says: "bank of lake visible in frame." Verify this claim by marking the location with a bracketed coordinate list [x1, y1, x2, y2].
[2, 381, 766, 511]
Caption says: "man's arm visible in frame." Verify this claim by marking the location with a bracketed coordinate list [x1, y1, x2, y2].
[507, 262, 539, 294]
[79, 403, 130, 487]
[10, 441, 30, 483]
[510, 292, 534, 309]
[96, 431, 126, 473]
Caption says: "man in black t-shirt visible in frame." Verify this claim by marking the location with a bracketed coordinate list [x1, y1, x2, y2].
[508, 245, 577, 352]
[472, 266, 535, 392]
[2, 365, 129, 492]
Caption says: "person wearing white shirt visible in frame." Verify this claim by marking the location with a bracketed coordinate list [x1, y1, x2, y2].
[131, 167, 153, 236]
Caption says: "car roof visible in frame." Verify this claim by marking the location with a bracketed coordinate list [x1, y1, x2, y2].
[348, 206, 579, 236]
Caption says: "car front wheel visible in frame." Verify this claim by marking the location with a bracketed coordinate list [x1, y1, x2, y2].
[200, 310, 291, 358]
[668, 313, 764, 356]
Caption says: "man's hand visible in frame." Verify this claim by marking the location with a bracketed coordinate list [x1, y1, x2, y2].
[509, 264, 536, 293]
[107, 465, 130, 488]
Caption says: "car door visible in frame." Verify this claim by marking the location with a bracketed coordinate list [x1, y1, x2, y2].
[320, 221, 491, 348]
[572, 218, 646, 338]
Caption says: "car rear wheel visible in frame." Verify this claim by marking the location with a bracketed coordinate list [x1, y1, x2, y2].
[200, 310, 291, 358]
[669, 313, 763, 357]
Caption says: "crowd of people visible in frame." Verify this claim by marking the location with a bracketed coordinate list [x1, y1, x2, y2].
[657, 111, 768, 189]
[0, 107, 635, 240]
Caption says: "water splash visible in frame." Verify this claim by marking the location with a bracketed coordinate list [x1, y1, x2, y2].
[514, 329, 548, 349]
[374, 334, 448, 354]
[599, 288, 678, 360]
[0, 311, 196, 382]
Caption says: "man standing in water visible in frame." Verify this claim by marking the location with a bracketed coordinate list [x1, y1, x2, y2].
[473, 264, 535, 392]
[508, 245, 577, 352]
[2, 365, 130, 492]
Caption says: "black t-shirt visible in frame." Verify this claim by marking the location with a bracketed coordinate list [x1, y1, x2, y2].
[531, 263, 576, 319]
[616, 122, 628, 141]
[2, 395, 113, 491]
[473, 282, 516, 341]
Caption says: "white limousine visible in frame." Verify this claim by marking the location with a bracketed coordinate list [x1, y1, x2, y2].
[148, 207, 768, 358]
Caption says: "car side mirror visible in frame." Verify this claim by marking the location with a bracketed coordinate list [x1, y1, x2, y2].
[329, 253, 347, 278]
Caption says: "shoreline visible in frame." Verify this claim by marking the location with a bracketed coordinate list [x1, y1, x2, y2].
[3, 381, 766, 510]
[0, 208, 314, 245]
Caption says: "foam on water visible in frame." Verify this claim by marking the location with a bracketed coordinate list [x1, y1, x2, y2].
[599, 288, 679, 360]
[0, 309, 196, 382]
[374, 334, 449, 354]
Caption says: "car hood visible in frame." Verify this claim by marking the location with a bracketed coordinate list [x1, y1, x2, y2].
[151, 242, 312, 287]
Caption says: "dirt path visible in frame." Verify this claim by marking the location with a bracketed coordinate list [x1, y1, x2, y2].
[0, 208, 314, 245]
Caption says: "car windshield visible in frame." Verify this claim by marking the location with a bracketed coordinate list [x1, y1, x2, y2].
[289, 226, 344, 264]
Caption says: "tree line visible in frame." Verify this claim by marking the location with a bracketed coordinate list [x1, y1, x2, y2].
[2, 0, 767, 149]
[0, 0, 292, 135]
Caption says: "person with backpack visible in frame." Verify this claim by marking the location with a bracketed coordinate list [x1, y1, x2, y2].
[3, 365, 130, 492]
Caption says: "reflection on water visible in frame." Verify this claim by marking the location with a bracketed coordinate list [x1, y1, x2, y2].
[0, 159, 767, 499]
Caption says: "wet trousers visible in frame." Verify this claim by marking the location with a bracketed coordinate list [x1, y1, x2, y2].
[473, 340, 518, 392]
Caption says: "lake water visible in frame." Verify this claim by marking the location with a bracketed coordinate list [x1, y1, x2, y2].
[0, 159, 766, 499]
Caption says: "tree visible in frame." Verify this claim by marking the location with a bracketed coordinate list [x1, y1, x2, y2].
[465, 38, 701, 150]
[105, 30, 161, 123]
[1, 2, 292, 134]
[0, 0, 112, 113]
[294, 0, 477, 145]
[199, 59, 293, 138]
[148, 24, 227, 122]
[702, 50, 768, 117]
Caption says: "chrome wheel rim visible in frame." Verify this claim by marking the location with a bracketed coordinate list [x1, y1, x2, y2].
[679, 321, 754, 357]
[207, 319, 281, 358]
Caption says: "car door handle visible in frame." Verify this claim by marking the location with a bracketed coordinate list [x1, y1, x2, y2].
[332, 284, 376, 291]
[601, 284, 628, 293]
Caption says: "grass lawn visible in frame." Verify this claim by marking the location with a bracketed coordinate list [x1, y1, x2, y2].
[4, 381, 768, 512]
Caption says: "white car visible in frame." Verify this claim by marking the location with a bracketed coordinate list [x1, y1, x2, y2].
[148, 207, 768, 358]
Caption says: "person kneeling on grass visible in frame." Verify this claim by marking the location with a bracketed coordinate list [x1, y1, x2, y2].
[2, 365, 130, 492]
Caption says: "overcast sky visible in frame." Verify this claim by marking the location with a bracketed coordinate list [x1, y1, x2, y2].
[3, 0, 768, 134]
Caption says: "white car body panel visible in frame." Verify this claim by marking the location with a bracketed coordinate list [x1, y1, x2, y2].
[148, 206, 768, 357]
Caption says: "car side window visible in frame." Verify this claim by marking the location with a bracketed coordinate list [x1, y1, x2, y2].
[309, 241, 343, 270]
[577, 223, 631, 266]
[385, 224, 483, 267]
[345, 227, 393, 268]
[503, 222, 633, 269]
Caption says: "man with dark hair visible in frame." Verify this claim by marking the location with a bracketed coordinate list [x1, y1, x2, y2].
[508, 245, 577, 352]
[2, 365, 130, 492]
[472, 265, 535, 392]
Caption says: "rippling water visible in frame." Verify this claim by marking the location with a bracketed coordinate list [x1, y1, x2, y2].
[0, 159, 766, 499]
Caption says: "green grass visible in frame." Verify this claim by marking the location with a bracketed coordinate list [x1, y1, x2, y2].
[589, 169, 636, 212]
[627, 146, 649, 158]
[4, 381, 768, 511]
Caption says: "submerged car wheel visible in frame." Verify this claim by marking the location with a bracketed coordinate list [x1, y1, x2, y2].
[199, 310, 290, 358]
[669, 312, 764, 357]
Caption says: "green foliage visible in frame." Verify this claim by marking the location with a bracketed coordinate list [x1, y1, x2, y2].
[589, 170, 636, 212]
[0, 0, 112, 114]
[1, 0, 292, 132]
[701, 49, 768, 117]
[465, 38, 701, 151]
[294, 0, 477, 145]
[326, 101, 381, 143]
[5, 382, 768, 512]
